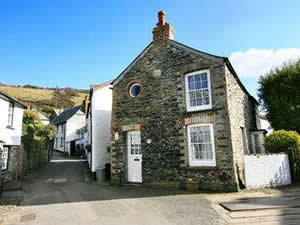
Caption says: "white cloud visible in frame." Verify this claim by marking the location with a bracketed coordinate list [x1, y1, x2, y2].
[229, 48, 300, 78]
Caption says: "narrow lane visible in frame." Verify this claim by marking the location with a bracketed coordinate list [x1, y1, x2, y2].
[5, 159, 225, 225]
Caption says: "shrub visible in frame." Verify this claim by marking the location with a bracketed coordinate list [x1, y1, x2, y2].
[264, 130, 300, 154]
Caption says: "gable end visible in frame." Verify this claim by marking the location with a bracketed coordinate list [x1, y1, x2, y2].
[112, 43, 153, 86]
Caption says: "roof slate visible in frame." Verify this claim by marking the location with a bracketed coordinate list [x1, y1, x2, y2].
[52, 105, 83, 125]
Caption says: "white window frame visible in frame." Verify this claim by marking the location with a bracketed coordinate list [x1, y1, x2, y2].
[1, 146, 9, 171]
[185, 69, 212, 112]
[129, 83, 141, 98]
[7, 102, 14, 127]
[60, 137, 64, 147]
[187, 123, 216, 167]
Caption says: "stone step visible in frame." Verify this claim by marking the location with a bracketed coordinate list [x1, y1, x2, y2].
[230, 213, 300, 225]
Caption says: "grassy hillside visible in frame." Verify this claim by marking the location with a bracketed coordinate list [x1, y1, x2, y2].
[0, 85, 88, 113]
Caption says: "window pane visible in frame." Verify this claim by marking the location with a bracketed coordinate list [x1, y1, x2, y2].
[195, 81, 201, 89]
[188, 76, 194, 83]
[203, 89, 209, 97]
[201, 73, 207, 81]
[190, 99, 197, 107]
[195, 74, 201, 82]
[202, 80, 208, 88]
[196, 99, 203, 106]
[188, 82, 195, 90]
[189, 125, 214, 163]
[1, 147, 8, 170]
[203, 97, 210, 105]
[186, 72, 210, 109]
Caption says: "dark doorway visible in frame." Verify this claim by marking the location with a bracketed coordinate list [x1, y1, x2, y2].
[70, 141, 76, 156]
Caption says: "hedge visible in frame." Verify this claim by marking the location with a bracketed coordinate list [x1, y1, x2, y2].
[264, 130, 300, 154]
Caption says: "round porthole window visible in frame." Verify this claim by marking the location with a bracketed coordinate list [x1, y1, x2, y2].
[129, 83, 141, 98]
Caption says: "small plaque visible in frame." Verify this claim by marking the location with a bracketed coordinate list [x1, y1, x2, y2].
[114, 132, 119, 141]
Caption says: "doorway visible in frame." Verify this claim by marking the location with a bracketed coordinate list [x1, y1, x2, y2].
[127, 131, 142, 183]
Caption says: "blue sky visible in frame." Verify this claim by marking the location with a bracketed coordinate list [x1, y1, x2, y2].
[1, 0, 300, 98]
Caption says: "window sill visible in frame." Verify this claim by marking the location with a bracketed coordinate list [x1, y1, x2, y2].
[184, 166, 217, 171]
[6, 126, 15, 130]
[186, 106, 213, 113]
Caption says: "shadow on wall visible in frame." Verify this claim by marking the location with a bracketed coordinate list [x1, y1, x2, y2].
[270, 160, 291, 187]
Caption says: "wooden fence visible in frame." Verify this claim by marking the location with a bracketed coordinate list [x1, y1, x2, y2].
[289, 149, 300, 182]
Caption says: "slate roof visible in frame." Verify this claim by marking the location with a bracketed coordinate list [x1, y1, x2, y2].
[0, 90, 27, 108]
[52, 105, 83, 125]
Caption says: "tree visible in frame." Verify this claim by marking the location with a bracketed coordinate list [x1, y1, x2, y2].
[22, 111, 44, 139]
[258, 60, 300, 132]
[51, 88, 75, 109]
[23, 111, 56, 140]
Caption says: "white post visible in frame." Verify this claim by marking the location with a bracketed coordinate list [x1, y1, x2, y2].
[0, 143, 3, 172]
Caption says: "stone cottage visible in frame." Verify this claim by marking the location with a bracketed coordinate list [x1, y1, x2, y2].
[110, 11, 261, 192]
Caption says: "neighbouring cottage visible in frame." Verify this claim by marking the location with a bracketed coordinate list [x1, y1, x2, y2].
[0, 91, 27, 180]
[52, 105, 87, 156]
[38, 112, 50, 125]
[110, 11, 264, 192]
[87, 82, 112, 181]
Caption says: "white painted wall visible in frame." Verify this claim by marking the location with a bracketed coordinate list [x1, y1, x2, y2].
[90, 85, 112, 173]
[54, 110, 86, 155]
[38, 113, 50, 125]
[54, 123, 66, 152]
[65, 111, 86, 155]
[0, 97, 24, 146]
[245, 154, 291, 189]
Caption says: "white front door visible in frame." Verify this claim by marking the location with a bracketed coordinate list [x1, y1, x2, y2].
[127, 131, 142, 183]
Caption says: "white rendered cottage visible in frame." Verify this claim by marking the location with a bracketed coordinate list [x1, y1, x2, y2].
[0, 91, 26, 178]
[87, 83, 112, 181]
[52, 105, 87, 156]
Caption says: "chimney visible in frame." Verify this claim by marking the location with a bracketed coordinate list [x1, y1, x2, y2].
[152, 11, 175, 43]
[83, 95, 89, 119]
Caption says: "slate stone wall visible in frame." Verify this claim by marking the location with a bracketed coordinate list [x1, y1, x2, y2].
[111, 41, 258, 192]
[225, 66, 260, 187]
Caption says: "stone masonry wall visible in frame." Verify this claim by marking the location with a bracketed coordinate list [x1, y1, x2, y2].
[225, 66, 260, 187]
[1, 145, 20, 182]
[111, 41, 240, 192]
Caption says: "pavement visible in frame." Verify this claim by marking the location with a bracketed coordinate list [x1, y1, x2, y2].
[3, 157, 225, 225]
[208, 186, 300, 225]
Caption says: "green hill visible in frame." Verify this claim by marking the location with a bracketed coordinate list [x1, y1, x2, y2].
[0, 84, 88, 116]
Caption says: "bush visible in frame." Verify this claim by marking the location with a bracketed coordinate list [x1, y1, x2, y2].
[265, 130, 300, 154]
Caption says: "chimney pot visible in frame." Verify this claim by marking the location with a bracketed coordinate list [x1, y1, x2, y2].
[152, 11, 175, 43]
[158, 11, 166, 26]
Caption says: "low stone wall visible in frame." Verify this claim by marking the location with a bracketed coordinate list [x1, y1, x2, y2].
[244, 154, 291, 189]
